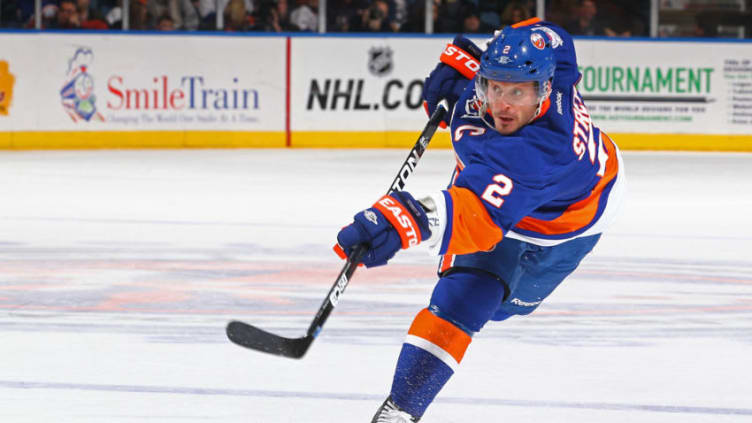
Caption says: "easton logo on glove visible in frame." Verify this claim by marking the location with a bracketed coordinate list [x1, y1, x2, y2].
[440, 44, 480, 80]
[335, 192, 430, 268]
[373, 196, 423, 248]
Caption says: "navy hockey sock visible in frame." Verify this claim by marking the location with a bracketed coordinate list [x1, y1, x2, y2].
[389, 308, 471, 417]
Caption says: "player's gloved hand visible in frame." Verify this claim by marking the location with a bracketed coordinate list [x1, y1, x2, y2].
[423, 35, 483, 126]
[334, 192, 431, 268]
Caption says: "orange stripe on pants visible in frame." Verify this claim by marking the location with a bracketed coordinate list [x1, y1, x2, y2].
[407, 308, 472, 364]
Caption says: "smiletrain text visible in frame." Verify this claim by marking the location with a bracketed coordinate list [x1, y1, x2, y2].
[107, 76, 259, 111]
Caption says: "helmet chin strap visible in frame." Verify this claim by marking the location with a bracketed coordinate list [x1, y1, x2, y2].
[479, 104, 496, 132]
[529, 98, 545, 124]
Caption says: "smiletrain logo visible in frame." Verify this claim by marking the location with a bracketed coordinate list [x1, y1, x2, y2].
[60, 47, 105, 122]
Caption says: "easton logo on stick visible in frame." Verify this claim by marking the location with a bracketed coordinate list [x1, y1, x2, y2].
[329, 273, 349, 306]
[390, 148, 420, 192]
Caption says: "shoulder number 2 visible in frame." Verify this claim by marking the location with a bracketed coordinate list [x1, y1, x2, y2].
[481, 174, 514, 208]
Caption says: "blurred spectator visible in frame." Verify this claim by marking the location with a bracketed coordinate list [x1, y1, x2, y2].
[545, 0, 578, 28]
[156, 12, 175, 29]
[253, 0, 292, 31]
[290, 0, 316, 31]
[41, 3, 60, 27]
[397, 0, 421, 32]
[1, 0, 25, 27]
[500, 1, 530, 27]
[51, 0, 82, 28]
[224, 0, 252, 30]
[692, 14, 718, 38]
[462, 11, 481, 33]
[77, 0, 109, 28]
[276, 0, 291, 29]
[129, 0, 150, 29]
[105, 1, 123, 28]
[402, 0, 456, 33]
[518, 0, 536, 18]
[601, 0, 647, 37]
[2, 0, 662, 35]
[254, 3, 277, 30]
[191, 0, 238, 29]
[563, 0, 604, 36]
[148, 0, 200, 30]
[96, 0, 120, 17]
[362, 0, 390, 32]
[193, 0, 215, 28]
[458, 2, 492, 34]
[603, 23, 633, 37]
[436, 0, 461, 33]
[328, 0, 363, 32]
[390, 0, 407, 31]
[104, 0, 150, 28]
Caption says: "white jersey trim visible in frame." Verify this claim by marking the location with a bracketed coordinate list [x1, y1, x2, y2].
[418, 191, 449, 255]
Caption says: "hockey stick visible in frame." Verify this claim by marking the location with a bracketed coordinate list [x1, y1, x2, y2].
[226, 100, 450, 359]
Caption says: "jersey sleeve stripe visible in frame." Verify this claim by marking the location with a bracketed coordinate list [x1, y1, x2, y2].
[406, 308, 472, 366]
[445, 186, 504, 255]
[514, 133, 619, 235]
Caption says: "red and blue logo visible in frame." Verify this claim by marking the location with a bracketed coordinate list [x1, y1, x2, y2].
[530, 33, 546, 50]
[60, 48, 105, 122]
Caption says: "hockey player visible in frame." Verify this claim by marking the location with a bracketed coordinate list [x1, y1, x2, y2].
[335, 18, 625, 422]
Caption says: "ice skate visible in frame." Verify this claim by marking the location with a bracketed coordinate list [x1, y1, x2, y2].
[371, 396, 420, 423]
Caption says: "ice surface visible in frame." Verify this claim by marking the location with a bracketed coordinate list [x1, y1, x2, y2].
[0, 148, 750, 422]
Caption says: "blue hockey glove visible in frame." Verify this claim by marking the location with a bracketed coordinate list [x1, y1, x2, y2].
[335, 192, 431, 268]
[423, 35, 483, 125]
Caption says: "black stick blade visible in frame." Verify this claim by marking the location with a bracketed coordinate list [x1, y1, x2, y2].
[226, 321, 314, 359]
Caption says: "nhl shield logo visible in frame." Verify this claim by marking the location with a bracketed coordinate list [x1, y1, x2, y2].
[368, 46, 394, 77]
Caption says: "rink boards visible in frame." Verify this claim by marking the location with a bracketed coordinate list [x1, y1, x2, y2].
[0, 32, 750, 151]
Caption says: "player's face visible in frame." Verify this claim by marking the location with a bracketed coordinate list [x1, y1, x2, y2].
[485, 80, 539, 134]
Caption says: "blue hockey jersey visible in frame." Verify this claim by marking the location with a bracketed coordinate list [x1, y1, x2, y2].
[430, 19, 625, 262]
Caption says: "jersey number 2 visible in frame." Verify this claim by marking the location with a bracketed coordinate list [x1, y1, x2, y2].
[481, 174, 513, 208]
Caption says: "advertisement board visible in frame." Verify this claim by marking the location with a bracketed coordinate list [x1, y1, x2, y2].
[289, 36, 752, 150]
[0, 33, 287, 148]
[0, 32, 750, 150]
[290, 36, 452, 148]
[575, 39, 752, 137]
